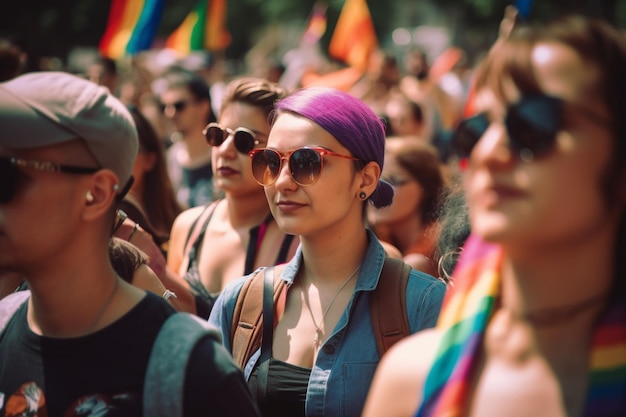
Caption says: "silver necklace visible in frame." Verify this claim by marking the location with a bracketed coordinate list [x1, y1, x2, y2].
[302, 264, 361, 349]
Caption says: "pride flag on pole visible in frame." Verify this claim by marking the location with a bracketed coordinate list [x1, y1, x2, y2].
[328, 0, 378, 71]
[99, 0, 164, 60]
[165, 0, 231, 57]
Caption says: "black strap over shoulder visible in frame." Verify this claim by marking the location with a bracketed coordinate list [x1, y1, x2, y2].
[184, 202, 218, 272]
[254, 267, 275, 399]
[276, 234, 296, 264]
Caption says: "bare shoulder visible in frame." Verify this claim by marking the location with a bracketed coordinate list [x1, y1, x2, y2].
[380, 240, 403, 259]
[171, 206, 208, 233]
[363, 328, 443, 417]
[404, 253, 437, 276]
[167, 205, 211, 272]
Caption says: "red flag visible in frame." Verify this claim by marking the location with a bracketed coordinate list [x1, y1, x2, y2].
[328, 0, 378, 71]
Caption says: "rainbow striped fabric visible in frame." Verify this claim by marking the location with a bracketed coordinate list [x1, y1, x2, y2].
[416, 234, 626, 417]
[165, 0, 230, 57]
[99, 0, 164, 60]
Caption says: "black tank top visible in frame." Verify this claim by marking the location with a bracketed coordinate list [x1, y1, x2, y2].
[183, 201, 295, 318]
[248, 358, 310, 417]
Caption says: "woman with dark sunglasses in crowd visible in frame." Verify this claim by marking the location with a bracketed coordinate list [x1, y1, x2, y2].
[208, 87, 446, 417]
[363, 14, 626, 417]
[368, 137, 446, 276]
[167, 77, 299, 319]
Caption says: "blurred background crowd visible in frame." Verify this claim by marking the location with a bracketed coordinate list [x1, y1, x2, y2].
[1, 0, 623, 280]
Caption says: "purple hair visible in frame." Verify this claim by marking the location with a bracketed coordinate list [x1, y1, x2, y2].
[275, 87, 393, 208]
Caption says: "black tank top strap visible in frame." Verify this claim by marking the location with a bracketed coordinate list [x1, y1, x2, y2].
[244, 213, 273, 275]
[244, 214, 297, 275]
[185, 202, 218, 272]
[182, 202, 219, 317]
[275, 234, 295, 264]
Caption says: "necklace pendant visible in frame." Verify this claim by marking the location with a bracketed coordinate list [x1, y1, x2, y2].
[314, 329, 321, 346]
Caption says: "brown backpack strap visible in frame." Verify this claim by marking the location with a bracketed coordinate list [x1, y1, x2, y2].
[370, 257, 411, 356]
[230, 266, 286, 369]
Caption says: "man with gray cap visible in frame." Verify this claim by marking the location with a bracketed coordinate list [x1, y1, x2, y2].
[0, 72, 260, 417]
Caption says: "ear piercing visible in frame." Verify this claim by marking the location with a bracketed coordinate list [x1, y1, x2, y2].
[359, 192, 367, 200]
[86, 191, 94, 203]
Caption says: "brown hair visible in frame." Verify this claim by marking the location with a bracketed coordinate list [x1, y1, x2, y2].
[386, 137, 444, 225]
[219, 77, 288, 122]
[128, 105, 183, 238]
[109, 237, 149, 282]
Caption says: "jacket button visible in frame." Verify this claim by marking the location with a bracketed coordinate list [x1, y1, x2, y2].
[323, 344, 335, 355]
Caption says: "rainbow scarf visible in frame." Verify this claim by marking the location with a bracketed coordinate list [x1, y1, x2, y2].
[416, 234, 626, 417]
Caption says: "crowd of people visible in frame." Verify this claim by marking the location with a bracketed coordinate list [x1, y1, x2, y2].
[0, 7, 624, 417]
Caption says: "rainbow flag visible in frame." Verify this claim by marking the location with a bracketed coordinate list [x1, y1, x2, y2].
[99, 0, 164, 60]
[416, 234, 626, 416]
[328, 0, 378, 71]
[165, 0, 230, 57]
[301, 2, 328, 45]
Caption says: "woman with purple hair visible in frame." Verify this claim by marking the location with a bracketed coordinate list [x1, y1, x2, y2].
[209, 87, 445, 417]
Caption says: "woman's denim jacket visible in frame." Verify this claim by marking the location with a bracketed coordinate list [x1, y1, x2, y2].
[209, 230, 446, 417]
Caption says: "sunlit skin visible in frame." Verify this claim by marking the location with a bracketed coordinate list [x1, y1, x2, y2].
[167, 102, 298, 295]
[0, 141, 145, 338]
[211, 102, 270, 197]
[0, 142, 103, 274]
[131, 264, 167, 297]
[363, 41, 624, 417]
[264, 113, 370, 242]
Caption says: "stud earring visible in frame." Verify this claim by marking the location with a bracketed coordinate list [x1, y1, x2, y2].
[359, 192, 367, 200]
[86, 191, 94, 203]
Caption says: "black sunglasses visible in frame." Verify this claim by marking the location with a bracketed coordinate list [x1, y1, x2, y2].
[452, 94, 567, 161]
[159, 100, 189, 113]
[249, 147, 360, 186]
[0, 157, 99, 203]
[203, 123, 260, 154]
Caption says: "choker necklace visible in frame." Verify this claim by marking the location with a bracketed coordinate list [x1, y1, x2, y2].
[302, 264, 361, 349]
[506, 290, 609, 327]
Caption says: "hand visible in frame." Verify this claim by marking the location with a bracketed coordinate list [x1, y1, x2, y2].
[113, 220, 166, 279]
